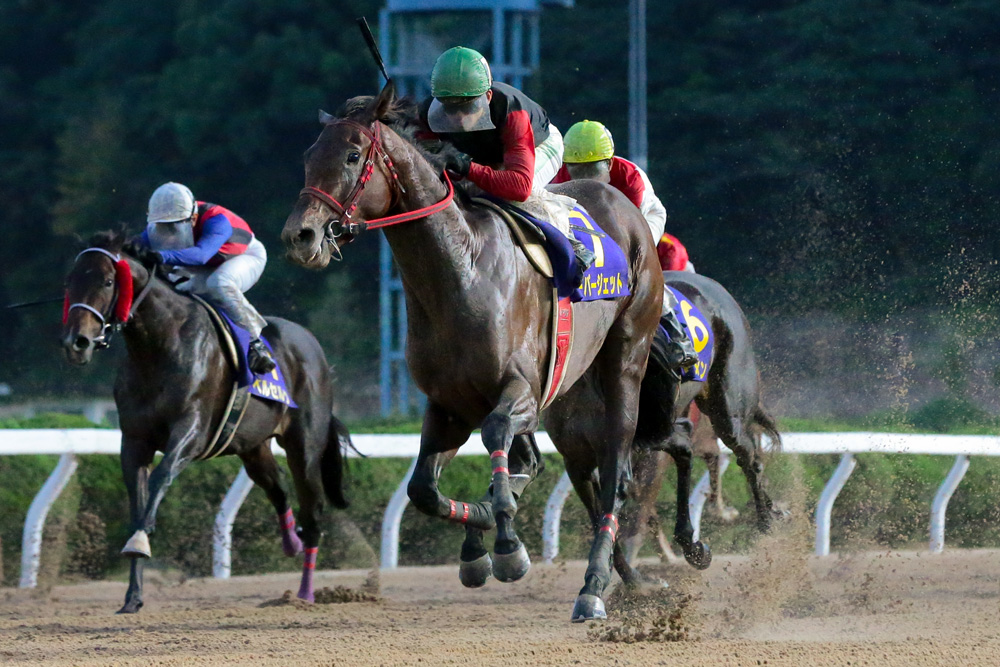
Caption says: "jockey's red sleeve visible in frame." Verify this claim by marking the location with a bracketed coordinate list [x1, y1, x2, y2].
[612, 158, 645, 209]
[467, 109, 535, 201]
[550, 164, 571, 184]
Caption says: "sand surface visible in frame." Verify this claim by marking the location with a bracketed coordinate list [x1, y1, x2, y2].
[2, 548, 999, 666]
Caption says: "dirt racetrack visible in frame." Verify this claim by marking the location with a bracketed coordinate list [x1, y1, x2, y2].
[2, 548, 999, 666]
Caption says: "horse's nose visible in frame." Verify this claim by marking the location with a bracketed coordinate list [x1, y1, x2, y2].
[64, 333, 92, 353]
[295, 227, 315, 247]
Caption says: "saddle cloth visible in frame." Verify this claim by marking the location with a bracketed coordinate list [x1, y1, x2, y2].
[659, 286, 715, 383]
[480, 196, 631, 303]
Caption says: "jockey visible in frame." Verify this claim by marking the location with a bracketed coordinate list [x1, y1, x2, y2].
[552, 120, 698, 370]
[418, 46, 596, 275]
[657, 232, 696, 273]
[137, 182, 276, 375]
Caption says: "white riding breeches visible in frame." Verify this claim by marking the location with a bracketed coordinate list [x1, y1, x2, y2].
[175, 237, 269, 337]
[534, 123, 564, 188]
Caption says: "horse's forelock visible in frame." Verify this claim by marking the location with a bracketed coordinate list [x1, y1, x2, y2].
[86, 227, 128, 252]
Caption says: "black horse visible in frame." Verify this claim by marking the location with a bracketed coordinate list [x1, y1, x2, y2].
[61, 230, 349, 613]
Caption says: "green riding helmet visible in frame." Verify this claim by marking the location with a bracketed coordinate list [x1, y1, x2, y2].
[427, 46, 496, 133]
[562, 120, 616, 164]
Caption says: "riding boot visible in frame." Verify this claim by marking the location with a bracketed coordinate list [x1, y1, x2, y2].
[569, 235, 596, 287]
[248, 338, 277, 375]
[661, 296, 699, 370]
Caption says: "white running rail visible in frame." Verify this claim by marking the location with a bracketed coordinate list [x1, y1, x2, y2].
[3, 429, 998, 586]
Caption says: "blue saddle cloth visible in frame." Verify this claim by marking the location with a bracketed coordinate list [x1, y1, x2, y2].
[487, 197, 631, 302]
[660, 286, 714, 383]
[215, 309, 298, 408]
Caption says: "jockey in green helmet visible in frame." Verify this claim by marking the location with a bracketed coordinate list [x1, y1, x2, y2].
[420, 46, 596, 275]
[553, 120, 698, 371]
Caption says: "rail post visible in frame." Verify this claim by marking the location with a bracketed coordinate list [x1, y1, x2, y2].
[814, 453, 856, 556]
[689, 450, 730, 543]
[213, 467, 255, 579]
[542, 471, 575, 562]
[929, 454, 969, 554]
[380, 457, 418, 569]
[19, 452, 78, 588]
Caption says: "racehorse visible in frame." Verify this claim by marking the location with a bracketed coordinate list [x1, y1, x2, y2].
[61, 230, 350, 613]
[616, 271, 783, 573]
[280, 81, 663, 621]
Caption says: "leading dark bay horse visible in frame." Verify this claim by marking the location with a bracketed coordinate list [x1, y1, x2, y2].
[281, 82, 663, 621]
[61, 230, 350, 613]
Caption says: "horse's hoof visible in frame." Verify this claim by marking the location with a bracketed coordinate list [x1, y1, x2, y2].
[459, 553, 493, 588]
[570, 594, 607, 623]
[121, 530, 151, 558]
[492, 543, 531, 583]
[297, 589, 315, 604]
[282, 532, 304, 558]
[719, 507, 740, 522]
[684, 541, 712, 570]
[116, 600, 143, 614]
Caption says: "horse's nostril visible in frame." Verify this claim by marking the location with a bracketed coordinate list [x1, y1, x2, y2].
[297, 228, 315, 246]
[73, 335, 91, 351]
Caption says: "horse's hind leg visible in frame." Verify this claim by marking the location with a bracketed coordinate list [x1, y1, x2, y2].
[240, 442, 302, 558]
[280, 427, 328, 602]
[712, 411, 774, 533]
[459, 432, 543, 588]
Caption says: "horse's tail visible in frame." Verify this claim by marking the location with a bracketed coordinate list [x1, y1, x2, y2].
[321, 414, 351, 509]
[752, 403, 782, 454]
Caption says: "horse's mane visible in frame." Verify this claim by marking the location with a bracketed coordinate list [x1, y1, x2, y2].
[335, 94, 464, 179]
[86, 227, 128, 253]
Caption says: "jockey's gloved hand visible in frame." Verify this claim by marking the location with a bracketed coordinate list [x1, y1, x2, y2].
[444, 151, 472, 178]
[122, 242, 163, 269]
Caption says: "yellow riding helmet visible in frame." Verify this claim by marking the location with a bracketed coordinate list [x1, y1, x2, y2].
[562, 120, 615, 163]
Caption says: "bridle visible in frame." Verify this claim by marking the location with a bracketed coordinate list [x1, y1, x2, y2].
[297, 119, 455, 260]
[63, 247, 154, 350]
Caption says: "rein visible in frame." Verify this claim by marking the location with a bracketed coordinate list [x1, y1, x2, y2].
[64, 247, 155, 350]
[297, 119, 455, 255]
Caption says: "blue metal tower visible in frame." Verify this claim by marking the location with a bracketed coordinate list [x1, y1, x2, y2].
[377, 0, 572, 416]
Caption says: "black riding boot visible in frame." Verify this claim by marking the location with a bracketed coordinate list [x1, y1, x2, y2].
[568, 236, 596, 287]
[660, 307, 699, 370]
[248, 338, 277, 375]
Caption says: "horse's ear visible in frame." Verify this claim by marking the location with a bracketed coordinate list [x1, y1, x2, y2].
[369, 79, 396, 121]
[319, 109, 335, 125]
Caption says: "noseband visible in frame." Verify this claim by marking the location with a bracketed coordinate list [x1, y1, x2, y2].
[297, 119, 455, 259]
[64, 247, 153, 350]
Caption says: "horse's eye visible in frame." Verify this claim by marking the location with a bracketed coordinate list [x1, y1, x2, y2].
[347, 151, 361, 164]
[105, 279, 114, 288]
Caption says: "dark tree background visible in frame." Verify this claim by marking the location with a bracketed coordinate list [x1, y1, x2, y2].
[2, 0, 998, 421]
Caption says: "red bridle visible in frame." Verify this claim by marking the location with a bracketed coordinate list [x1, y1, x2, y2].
[297, 119, 455, 250]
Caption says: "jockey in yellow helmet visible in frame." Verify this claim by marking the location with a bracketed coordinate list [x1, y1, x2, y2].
[554, 121, 697, 371]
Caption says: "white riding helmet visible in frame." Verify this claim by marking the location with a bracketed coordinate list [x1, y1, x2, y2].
[147, 182, 196, 223]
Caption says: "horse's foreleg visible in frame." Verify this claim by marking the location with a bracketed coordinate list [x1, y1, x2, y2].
[118, 445, 152, 614]
[407, 403, 494, 529]
[480, 381, 538, 583]
[123, 423, 200, 560]
[667, 435, 711, 570]
[458, 432, 543, 588]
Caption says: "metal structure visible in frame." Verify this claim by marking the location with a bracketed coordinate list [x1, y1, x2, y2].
[377, 0, 571, 415]
[5, 429, 995, 585]
[627, 0, 647, 170]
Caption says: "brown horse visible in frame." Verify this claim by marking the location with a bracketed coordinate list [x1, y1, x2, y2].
[61, 231, 349, 613]
[281, 82, 662, 621]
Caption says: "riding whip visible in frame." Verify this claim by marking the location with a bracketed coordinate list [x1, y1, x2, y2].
[356, 16, 390, 82]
